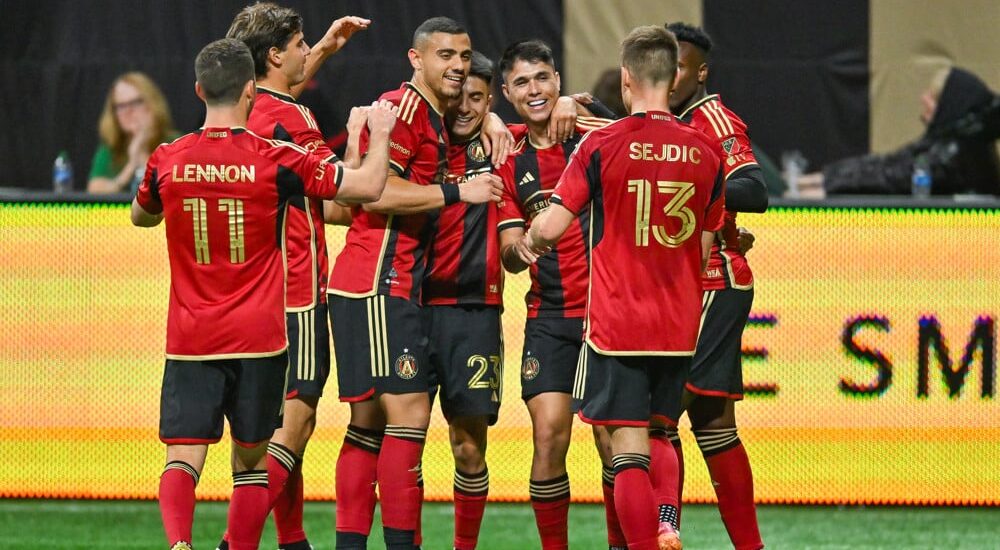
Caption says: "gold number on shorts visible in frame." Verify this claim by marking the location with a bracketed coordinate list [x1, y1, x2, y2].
[182, 198, 210, 264]
[627, 179, 696, 248]
[467, 354, 501, 390]
[218, 198, 246, 263]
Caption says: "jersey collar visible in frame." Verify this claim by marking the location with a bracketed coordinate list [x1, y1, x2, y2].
[256, 85, 297, 103]
[677, 93, 720, 121]
[405, 81, 444, 116]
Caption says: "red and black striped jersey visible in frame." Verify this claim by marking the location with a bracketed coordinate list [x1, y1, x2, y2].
[249, 87, 339, 310]
[679, 95, 758, 291]
[329, 82, 448, 301]
[423, 134, 503, 306]
[135, 128, 343, 359]
[497, 119, 610, 319]
[551, 112, 725, 354]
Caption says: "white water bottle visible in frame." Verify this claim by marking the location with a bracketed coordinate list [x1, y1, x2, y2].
[53, 151, 73, 194]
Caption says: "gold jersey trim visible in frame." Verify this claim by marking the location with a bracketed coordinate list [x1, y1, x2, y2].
[165, 346, 288, 361]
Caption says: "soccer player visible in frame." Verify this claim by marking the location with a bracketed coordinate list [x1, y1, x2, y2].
[326, 17, 504, 550]
[521, 25, 725, 550]
[221, 5, 369, 549]
[494, 39, 611, 550]
[664, 21, 768, 550]
[421, 51, 503, 550]
[131, 38, 395, 550]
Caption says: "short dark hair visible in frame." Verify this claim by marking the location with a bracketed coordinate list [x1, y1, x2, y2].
[621, 26, 678, 86]
[468, 51, 494, 86]
[498, 39, 555, 80]
[413, 16, 468, 49]
[665, 22, 713, 58]
[226, 2, 303, 78]
[195, 38, 255, 106]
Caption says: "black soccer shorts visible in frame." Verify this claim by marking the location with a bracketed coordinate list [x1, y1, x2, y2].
[285, 302, 331, 399]
[425, 304, 503, 425]
[159, 353, 288, 447]
[687, 288, 754, 400]
[329, 294, 430, 401]
[519, 317, 584, 400]
[574, 344, 690, 427]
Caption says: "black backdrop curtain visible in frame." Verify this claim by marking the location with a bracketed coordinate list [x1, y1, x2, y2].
[0, 0, 870, 191]
[0, 0, 564, 190]
[703, 0, 870, 172]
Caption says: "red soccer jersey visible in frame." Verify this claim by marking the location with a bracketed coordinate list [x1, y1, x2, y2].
[497, 120, 609, 319]
[249, 87, 339, 309]
[328, 82, 448, 301]
[679, 95, 758, 291]
[135, 128, 343, 359]
[551, 112, 725, 354]
[423, 134, 503, 306]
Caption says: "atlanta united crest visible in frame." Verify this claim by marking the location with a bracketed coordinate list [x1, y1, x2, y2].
[522, 357, 540, 381]
[468, 140, 487, 163]
[395, 353, 418, 379]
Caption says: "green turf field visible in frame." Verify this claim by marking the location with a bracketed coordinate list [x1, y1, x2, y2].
[0, 499, 997, 548]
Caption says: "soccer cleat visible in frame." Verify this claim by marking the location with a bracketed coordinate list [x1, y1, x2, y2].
[657, 522, 683, 550]
[170, 543, 193, 550]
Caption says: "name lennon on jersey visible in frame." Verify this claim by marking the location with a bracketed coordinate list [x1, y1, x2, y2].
[628, 142, 702, 164]
[171, 164, 256, 183]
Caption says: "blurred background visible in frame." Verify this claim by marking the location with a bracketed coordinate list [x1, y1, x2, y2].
[3, 0, 998, 194]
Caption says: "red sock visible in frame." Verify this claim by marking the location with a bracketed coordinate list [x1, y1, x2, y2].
[649, 431, 680, 524]
[414, 476, 424, 547]
[274, 463, 306, 544]
[377, 427, 426, 532]
[667, 428, 684, 528]
[529, 474, 570, 550]
[601, 466, 627, 548]
[159, 461, 198, 546]
[698, 431, 763, 550]
[453, 468, 489, 550]
[267, 442, 298, 508]
[611, 456, 658, 550]
[227, 470, 270, 550]
[336, 425, 383, 536]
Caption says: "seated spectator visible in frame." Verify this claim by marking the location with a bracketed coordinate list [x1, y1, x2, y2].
[794, 66, 1000, 197]
[87, 72, 178, 194]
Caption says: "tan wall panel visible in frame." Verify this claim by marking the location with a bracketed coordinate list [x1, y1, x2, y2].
[871, 0, 1000, 153]
[563, 0, 701, 96]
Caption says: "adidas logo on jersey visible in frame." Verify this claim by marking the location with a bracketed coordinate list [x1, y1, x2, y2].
[518, 172, 536, 186]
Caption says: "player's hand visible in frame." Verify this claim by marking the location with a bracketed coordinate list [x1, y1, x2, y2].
[548, 96, 579, 143]
[737, 226, 756, 254]
[481, 113, 514, 168]
[459, 173, 504, 204]
[314, 15, 371, 56]
[346, 105, 370, 136]
[366, 100, 398, 135]
[570, 92, 594, 105]
[515, 233, 549, 264]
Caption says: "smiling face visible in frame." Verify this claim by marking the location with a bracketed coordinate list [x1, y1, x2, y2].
[447, 75, 491, 141]
[502, 59, 560, 125]
[411, 31, 472, 103]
